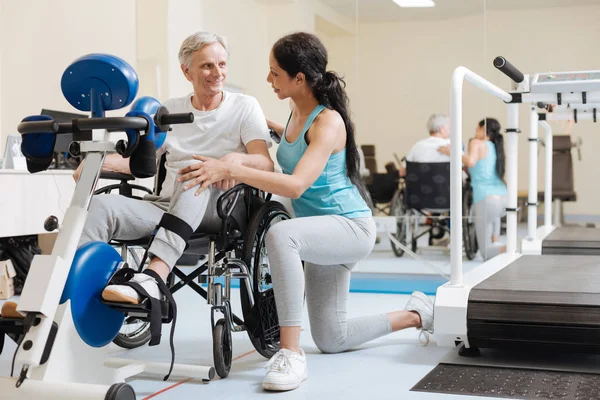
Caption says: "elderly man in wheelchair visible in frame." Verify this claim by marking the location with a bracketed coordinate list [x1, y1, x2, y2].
[388, 114, 477, 259]
[73, 31, 289, 378]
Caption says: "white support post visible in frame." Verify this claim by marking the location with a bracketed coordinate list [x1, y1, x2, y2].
[527, 107, 539, 239]
[539, 120, 553, 227]
[505, 104, 519, 254]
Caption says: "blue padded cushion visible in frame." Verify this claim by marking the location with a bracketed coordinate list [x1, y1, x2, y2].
[60, 242, 125, 348]
[20, 115, 57, 173]
[130, 96, 167, 148]
[61, 53, 139, 112]
[20, 115, 56, 160]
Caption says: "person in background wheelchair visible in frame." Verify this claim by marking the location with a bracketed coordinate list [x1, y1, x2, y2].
[73, 31, 273, 303]
[399, 113, 450, 177]
[398, 114, 452, 246]
[438, 118, 507, 260]
[181, 32, 434, 392]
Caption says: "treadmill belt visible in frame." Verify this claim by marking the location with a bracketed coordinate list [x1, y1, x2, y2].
[411, 363, 600, 399]
[543, 227, 600, 255]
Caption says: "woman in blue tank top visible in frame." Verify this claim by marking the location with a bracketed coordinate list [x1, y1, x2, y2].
[184, 32, 433, 391]
[440, 118, 508, 260]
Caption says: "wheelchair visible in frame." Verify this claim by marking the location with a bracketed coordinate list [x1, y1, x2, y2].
[94, 155, 291, 379]
[365, 165, 401, 215]
[389, 161, 478, 260]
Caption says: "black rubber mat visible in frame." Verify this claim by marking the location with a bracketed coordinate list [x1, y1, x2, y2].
[411, 363, 600, 399]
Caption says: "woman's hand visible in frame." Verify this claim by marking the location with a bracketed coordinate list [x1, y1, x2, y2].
[438, 145, 451, 156]
[177, 155, 234, 195]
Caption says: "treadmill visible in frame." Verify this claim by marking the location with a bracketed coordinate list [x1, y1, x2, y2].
[434, 57, 600, 356]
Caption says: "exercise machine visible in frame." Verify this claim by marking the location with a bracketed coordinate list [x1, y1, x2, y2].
[0, 54, 214, 399]
[434, 57, 600, 356]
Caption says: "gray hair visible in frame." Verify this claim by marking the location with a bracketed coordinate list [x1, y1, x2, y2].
[426, 113, 449, 134]
[178, 31, 229, 68]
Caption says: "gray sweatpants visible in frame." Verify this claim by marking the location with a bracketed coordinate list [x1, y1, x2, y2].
[265, 215, 392, 354]
[474, 196, 507, 261]
[79, 177, 225, 268]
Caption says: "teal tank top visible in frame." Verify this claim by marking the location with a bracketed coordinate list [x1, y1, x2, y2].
[276, 105, 372, 219]
[468, 140, 508, 204]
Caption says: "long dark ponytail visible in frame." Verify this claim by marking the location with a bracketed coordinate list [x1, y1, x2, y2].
[272, 32, 368, 202]
[479, 118, 505, 180]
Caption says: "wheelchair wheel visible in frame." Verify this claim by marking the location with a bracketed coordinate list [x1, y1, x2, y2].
[390, 189, 407, 257]
[112, 247, 152, 349]
[463, 185, 478, 260]
[241, 201, 291, 359]
[212, 318, 232, 378]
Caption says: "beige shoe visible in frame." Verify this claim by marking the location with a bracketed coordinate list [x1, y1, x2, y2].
[1, 301, 23, 319]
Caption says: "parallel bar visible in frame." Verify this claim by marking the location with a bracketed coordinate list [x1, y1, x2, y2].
[545, 110, 598, 121]
[527, 108, 539, 239]
[539, 121, 553, 227]
[450, 67, 512, 286]
[505, 104, 520, 254]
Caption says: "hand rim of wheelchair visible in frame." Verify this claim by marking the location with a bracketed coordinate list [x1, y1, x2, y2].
[240, 200, 291, 359]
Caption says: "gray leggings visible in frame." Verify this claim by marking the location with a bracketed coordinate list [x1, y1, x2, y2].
[473, 196, 507, 261]
[79, 173, 228, 268]
[265, 215, 392, 354]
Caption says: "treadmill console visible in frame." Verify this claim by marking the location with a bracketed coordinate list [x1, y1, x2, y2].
[531, 71, 600, 93]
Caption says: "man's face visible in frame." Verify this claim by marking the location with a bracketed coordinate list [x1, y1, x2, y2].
[181, 42, 228, 97]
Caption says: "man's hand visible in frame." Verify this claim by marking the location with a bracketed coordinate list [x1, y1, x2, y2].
[73, 161, 84, 182]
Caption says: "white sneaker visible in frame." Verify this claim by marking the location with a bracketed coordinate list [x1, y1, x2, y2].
[262, 348, 307, 391]
[404, 291, 434, 344]
[102, 272, 161, 304]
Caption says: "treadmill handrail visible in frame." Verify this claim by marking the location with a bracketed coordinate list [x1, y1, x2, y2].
[450, 67, 512, 286]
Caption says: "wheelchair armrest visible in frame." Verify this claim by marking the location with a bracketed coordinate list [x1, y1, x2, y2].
[99, 172, 136, 181]
[217, 184, 248, 220]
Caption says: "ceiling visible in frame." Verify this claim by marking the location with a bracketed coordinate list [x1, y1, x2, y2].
[319, 0, 600, 22]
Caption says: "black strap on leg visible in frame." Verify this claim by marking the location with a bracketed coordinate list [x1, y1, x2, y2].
[108, 268, 178, 381]
[142, 269, 177, 381]
[157, 213, 194, 243]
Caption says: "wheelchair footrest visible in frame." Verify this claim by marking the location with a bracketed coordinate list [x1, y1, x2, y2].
[102, 298, 173, 324]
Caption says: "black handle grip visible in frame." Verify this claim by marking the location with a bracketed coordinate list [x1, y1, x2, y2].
[157, 112, 194, 126]
[493, 56, 524, 83]
[17, 120, 60, 134]
[76, 117, 149, 132]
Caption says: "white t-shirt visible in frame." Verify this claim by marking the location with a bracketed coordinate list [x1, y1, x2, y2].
[405, 136, 451, 163]
[158, 91, 271, 196]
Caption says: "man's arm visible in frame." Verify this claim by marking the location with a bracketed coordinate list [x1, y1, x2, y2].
[73, 153, 131, 181]
[222, 140, 274, 172]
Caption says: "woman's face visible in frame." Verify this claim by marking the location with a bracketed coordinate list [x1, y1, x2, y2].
[475, 124, 486, 140]
[266, 51, 296, 100]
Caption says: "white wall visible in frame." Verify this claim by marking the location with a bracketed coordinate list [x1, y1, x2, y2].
[166, 0, 204, 99]
[353, 5, 600, 216]
[0, 0, 137, 153]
